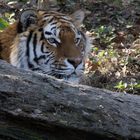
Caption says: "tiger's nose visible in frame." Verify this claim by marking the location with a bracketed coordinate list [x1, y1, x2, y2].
[67, 57, 82, 68]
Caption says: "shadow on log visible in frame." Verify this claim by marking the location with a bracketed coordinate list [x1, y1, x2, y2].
[0, 60, 140, 140]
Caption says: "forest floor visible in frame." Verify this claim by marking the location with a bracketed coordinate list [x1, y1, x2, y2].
[80, 0, 140, 95]
[0, 0, 140, 94]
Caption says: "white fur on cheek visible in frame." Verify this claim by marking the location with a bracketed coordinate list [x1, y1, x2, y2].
[75, 62, 84, 76]
[10, 33, 29, 69]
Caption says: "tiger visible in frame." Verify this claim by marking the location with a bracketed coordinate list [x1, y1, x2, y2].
[0, 9, 91, 83]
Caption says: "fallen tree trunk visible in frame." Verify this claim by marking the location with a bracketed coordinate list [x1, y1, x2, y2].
[0, 60, 140, 140]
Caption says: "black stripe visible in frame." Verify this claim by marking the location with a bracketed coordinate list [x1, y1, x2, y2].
[42, 53, 53, 65]
[38, 28, 43, 32]
[48, 17, 54, 23]
[51, 26, 56, 30]
[80, 31, 86, 41]
[38, 55, 46, 59]
[33, 33, 38, 63]
[49, 55, 55, 61]
[26, 31, 33, 57]
[32, 67, 42, 71]
[28, 63, 34, 69]
[59, 17, 70, 21]
[47, 52, 53, 58]
[45, 31, 52, 35]
[41, 42, 44, 53]
[40, 32, 44, 40]
[53, 62, 66, 67]
[51, 26, 56, 35]
[44, 59, 50, 65]
[34, 55, 46, 63]
[44, 55, 54, 64]
[41, 43, 50, 53]
[55, 67, 69, 71]
[51, 22, 57, 25]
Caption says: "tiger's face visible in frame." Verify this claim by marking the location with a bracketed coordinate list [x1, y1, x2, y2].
[10, 10, 90, 83]
[41, 13, 87, 79]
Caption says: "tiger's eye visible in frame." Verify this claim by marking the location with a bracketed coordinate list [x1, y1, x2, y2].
[47, 38, 56, 44]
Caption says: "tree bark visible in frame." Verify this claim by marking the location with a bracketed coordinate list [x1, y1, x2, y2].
[0, 60, 140, 140]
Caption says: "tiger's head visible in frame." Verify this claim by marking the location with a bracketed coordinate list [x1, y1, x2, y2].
[10, 9, 91, 83]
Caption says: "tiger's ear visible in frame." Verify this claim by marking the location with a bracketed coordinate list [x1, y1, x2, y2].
[70, 10, 85, 27]
[18, 9, 37, 33]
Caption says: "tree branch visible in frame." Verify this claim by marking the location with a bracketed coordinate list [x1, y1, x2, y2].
[0, 60, 140, 140]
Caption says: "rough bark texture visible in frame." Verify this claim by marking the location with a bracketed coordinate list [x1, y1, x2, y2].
[0, 60, 140, 140]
